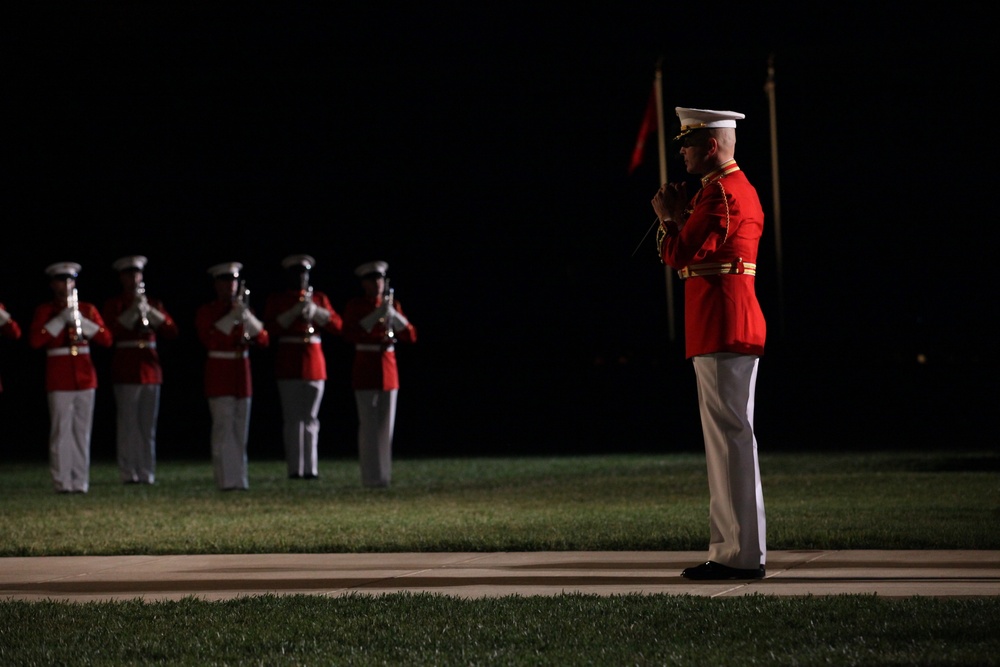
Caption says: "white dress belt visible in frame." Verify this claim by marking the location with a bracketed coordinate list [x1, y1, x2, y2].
[116, 340, 157, 349]
[279, 335, 321, 344]
[356, 344, 394, 352]
[678, 259, 757, 279]
[48, 346, 89, 357]
[208, 350, 249, 360]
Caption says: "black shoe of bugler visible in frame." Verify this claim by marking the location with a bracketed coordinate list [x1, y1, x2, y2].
[681, 561, 766, 580]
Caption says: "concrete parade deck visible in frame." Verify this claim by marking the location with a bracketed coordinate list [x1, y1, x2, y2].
[2, 550, 999, 603]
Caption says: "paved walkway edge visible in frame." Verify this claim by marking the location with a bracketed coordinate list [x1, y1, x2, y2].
[2, 550, 999, 602]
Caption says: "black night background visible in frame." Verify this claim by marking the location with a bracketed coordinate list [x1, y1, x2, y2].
[2, 3, 995, 463]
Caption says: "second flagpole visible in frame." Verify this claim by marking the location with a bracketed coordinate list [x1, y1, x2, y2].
[654, 61, 676, 343]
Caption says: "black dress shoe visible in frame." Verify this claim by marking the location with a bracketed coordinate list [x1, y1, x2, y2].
[682, 561, 765, 580]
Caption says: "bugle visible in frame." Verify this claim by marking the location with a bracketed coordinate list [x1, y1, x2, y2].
[135, 280, 151, 330]
[66, 287, 84, 342]
[380, 278, 396, 342]
[299, 270, 315, 335]
[235, 279, 251, 342]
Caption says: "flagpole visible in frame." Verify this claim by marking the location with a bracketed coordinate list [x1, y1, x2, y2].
[764, 53, 785, 336]
[654, 60, 676, 343]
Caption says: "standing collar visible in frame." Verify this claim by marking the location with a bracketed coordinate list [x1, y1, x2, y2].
[700, 159, 739, 187]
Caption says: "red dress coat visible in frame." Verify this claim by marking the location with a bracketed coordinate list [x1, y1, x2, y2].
[0, 302, 22, 392]
[659, 160, 767, 359]
[194, 299, 270, 398]
[28, 301, 113, 391]
[102, 293, 180, 385]
[342, 296, 416, 391]
[263, 289, 343, 381]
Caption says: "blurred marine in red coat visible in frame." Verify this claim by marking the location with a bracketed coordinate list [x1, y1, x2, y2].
[0, 300, 22, 393]
[102, 255, 180, 485]
[28, 262, 113, 494]
[342, 260, 416, 488]
[264, 254, 343, 479]
[195, 262, 270, 490]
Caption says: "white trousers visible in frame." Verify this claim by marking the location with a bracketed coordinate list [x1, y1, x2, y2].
[208, 396, 251, 490]
[114, 383, 160, 484]
[47, 389, 95, 493]
[278, 379, 324, 477]
[693, 353, 766, 569]
[355, 389, 397, 487]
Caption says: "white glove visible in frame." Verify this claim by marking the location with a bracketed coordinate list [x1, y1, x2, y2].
[80, 317, 100, 339]
[61, 307, 77, 324]
[145, 307, 166, 328]
[44, 316, 66, 337]
[301, 300, 318, 321]
[0, 308, 10, 327]
[118, 306, 141, 330]
[312, 306, 331, 326]
[276, 305, 300, 330]
[358, 309, 380, 333]
[214, 314, 237, 335]
[386, 304, 409, 329]
[243, 312, 264, 338]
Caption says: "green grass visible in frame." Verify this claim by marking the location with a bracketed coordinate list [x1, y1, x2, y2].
[1, 451, 997, 555]
[2, 450, 999, 665]
[2, 594, 998, 666]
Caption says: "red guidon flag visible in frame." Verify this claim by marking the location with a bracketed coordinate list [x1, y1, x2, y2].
[628, 87, 656, 175]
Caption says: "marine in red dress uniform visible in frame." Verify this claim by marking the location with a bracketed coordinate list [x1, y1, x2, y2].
[27, 262, 113, 494]
[263, 254, 343, 479]
[652, 107, 767, 580]
[0, 301, 23, 393]
[102, 255, 180, 484]
[342, 260, 417, 488]
[194, 262, 270, 490]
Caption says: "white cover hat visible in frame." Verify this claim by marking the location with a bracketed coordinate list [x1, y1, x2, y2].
[45, 261, 81, 278]
[282, 254, 315, 270]
[207, 261, 243, 278]
[674, 107, 745, 140]
[354, 260, 388, 278]
[112, 255, 148, 272]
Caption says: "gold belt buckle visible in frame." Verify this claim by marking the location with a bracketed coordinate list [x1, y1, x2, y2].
[69, 345, 78, 356]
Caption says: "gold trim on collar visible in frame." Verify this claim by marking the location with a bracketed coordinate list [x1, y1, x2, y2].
[700, 159, 739, 187]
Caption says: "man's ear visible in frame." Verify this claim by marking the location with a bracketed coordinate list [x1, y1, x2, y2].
[705, 137, 719, 156]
